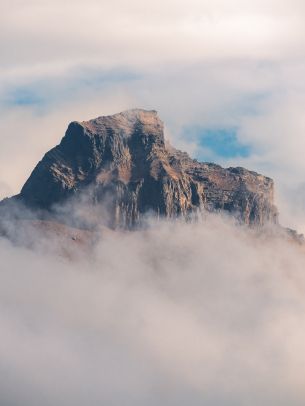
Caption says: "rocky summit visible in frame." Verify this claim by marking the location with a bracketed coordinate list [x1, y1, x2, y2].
[3, 108, 278, 229]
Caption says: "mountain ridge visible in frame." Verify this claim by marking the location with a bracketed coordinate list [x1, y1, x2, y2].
[1, 108, 279, 230]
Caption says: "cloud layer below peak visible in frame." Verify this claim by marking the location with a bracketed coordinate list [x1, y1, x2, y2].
[1, 214, 305, 405]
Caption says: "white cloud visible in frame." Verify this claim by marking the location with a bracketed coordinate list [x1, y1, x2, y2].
[1, 215, 305, 404]
[1, 0, 305, 80]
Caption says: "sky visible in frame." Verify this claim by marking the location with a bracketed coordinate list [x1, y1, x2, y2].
[2, 2, 305, 405]
[2, 0, 305, 230]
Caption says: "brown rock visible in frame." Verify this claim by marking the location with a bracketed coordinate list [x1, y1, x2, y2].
[3, 109, 278, 229]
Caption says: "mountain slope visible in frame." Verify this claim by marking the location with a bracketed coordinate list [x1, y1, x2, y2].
[3, 109, 278, 229]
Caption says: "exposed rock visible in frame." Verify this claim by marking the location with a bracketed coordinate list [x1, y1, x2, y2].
[4, 109, 278, 229]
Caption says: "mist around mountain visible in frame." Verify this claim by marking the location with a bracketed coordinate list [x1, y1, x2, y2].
[1, 109, 305, 405]
[1, 206, 305, 406]
[0, 109, 279, 228]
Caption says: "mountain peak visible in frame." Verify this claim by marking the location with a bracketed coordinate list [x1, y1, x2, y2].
[78, 108, 162, 137]
[4, 109, 278, 229]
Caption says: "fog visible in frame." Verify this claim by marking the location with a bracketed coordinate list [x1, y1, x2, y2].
[1, 212, 305, 405]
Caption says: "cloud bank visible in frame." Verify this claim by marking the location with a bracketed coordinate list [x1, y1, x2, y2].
[1, 214, 305, 405]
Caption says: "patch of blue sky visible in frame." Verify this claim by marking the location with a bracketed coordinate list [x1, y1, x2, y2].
[185, 126, 251, 160]
[6, 87, 44, 107]
[2, 67, 141, 111]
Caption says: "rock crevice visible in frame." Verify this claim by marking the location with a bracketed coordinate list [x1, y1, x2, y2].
[7, 109, 278, 228]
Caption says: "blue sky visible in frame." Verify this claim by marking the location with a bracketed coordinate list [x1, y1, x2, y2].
[190, 127, 251, 160]
[2, 68, 141, 111]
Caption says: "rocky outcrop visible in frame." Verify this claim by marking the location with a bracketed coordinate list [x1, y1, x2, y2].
[3, 109, 278, 229]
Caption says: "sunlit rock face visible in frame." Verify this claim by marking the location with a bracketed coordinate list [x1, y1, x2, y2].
[13, 109, 277, 228]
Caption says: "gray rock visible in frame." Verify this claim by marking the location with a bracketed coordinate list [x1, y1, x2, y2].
[3, 109, 278, 229]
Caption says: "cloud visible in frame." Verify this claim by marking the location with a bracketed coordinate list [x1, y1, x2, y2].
[1, 213, 305, 405]
[1, 0, 305, 80]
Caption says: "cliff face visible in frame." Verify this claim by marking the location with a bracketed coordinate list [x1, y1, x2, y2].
[14, 109, 277, 228]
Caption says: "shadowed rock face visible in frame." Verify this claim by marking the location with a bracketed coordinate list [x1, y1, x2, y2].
[14, 109, 277, 228]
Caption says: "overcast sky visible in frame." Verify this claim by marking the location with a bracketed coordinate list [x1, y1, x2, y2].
[1, 0, 305, 229]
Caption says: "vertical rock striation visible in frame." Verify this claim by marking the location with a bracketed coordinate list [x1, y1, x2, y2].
[10, 109, 278, 228]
